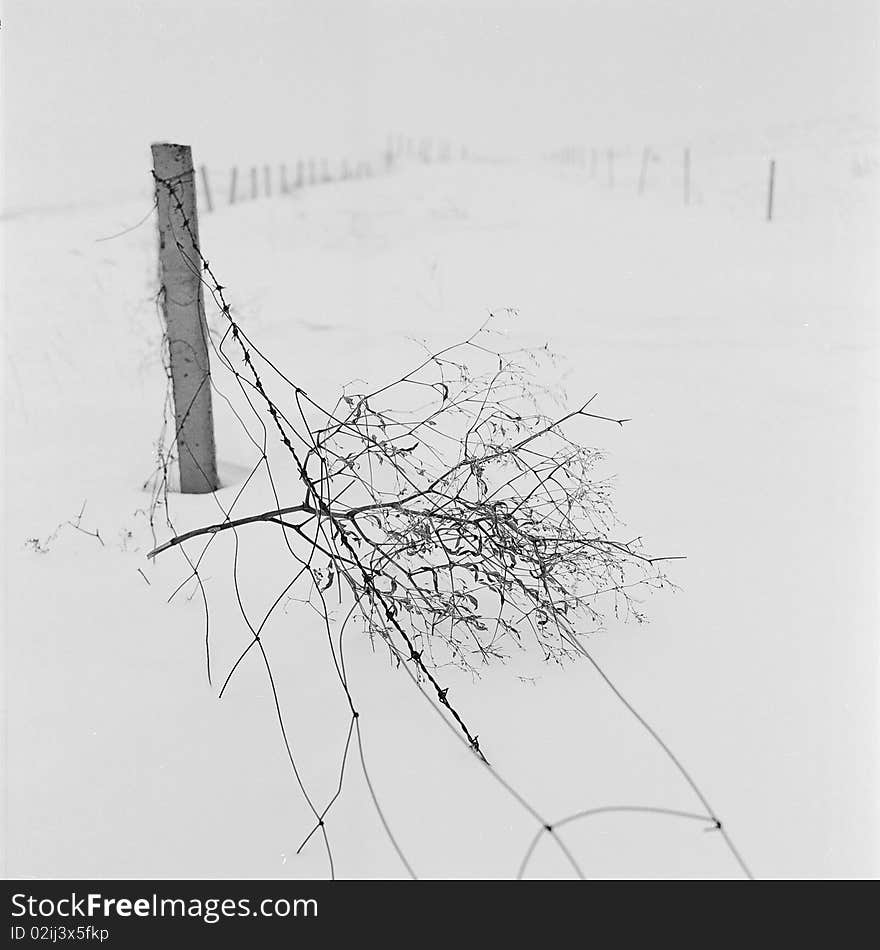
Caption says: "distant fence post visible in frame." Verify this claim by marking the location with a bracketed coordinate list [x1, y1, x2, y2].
[296, 160, 304, 188]
[250, 166, 258, 199]
[263, 165, 272, 197]
[683, 147, 691, 206]
[229, 166, 238, 204]
[280, 163, 289, 194]
[150, 143, 219, 495]
[199, 165, 213, 212]
[767, 159, 775, 221]
[638, 147, 650, 195]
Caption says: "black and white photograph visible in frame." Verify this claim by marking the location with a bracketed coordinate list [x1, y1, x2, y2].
[2, 0, 878, 911]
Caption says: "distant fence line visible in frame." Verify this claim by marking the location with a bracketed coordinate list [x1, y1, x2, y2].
[197, 136, 470, 214]
[548, 143, 779, 220]
[547, 138, 880, 222]
[196, 134, 878, 223]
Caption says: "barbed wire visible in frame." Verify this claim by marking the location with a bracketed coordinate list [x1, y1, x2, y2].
[145, 166, 754, 880]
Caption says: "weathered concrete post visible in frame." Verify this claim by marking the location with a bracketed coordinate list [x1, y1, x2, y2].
[151, 143, 219, 494]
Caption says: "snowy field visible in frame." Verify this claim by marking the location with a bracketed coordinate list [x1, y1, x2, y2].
[4, 132, 879, 879]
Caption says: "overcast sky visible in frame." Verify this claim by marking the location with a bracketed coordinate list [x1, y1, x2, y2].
[2, 0, 879, 209]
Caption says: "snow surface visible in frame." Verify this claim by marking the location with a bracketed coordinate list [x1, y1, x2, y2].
[3, 134, 879, 879]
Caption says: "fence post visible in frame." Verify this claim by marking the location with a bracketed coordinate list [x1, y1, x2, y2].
[250, 166, 258, 199]
[684, 147, 691, 206]
[767, 159, 775, 221]
[228, 166, 238, 204]
[150, 143, 219, 494]
[638, 147, 650, 195]
[280, 163, 289, 194]
[263, 164, 272, 197]
[199, 165, 213, 212]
